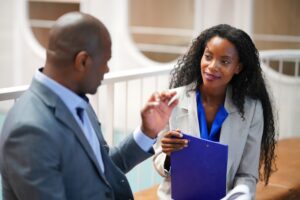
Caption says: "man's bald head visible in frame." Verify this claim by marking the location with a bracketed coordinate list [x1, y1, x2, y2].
[46, 12, 110, 67]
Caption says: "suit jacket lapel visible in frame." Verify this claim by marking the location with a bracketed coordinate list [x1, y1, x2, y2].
[85, 105, 105, 143]
[54, 103, 106, 174]
[173, 85, 200, 138]
[85, 104, 115, 186]
[30, 79, 108, 182]
[186, 90, 201, 138]
[220, 86, 238, 145]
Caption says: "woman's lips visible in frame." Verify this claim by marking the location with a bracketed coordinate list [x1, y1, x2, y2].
[204, 72, 221, 81]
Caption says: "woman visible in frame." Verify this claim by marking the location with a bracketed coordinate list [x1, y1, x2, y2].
[153, 24, 276, 200]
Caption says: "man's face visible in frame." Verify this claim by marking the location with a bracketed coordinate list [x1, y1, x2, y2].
[82, 37, 111, 94]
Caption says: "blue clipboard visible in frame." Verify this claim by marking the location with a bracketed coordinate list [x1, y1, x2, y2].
[171, 133, 228, 200]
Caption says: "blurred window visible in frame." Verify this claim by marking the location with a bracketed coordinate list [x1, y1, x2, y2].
[253, 0, 300, 50]
[28, 0, 80, 48]
[128, 0, 194, 63]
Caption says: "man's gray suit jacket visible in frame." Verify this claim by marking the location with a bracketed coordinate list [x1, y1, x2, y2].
[0, 78, 153, 200]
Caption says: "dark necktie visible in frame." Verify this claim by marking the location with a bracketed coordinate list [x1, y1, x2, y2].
[75, 106, 104, 172]
[76, 107, 84, 123]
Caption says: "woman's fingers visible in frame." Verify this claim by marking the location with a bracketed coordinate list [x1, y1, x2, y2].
[162, 142, 188, 149]
[161, 130, 188, 155]
[164, 129, 183, 138]
[161, 138, 187, 146]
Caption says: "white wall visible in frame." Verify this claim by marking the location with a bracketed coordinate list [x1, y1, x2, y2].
[0, 0, 15, 88]
[0, 0, 44, 88]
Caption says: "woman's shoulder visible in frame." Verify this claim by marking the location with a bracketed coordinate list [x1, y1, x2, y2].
[225, 86, 262, 114]
[242, 97, 263, 120]
[244, 96, 262, 111]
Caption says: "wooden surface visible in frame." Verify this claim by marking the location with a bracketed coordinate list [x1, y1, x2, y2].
[134, 138, 300, 200]
[256, 138, 300, 200]
[134, 185, 158, 200]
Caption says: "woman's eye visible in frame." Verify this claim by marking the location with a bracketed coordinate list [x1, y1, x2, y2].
[221, 60, 230, 64]
[204, 54, 212, 60]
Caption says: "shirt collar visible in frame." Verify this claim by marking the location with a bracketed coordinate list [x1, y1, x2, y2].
[196, 89, 228, 141]
[34, 68, 88, 112]
[179, 83, 237, 114]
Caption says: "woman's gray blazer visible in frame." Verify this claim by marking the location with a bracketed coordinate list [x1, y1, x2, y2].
[153, 84, 264, 200]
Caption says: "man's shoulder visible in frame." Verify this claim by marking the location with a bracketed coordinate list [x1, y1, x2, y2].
[12, 88, 44, 112]
[4, 89, 52, 130]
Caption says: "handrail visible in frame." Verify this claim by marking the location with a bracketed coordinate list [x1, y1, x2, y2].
[102, 65, 172, 84]
[0, 66, 172, 101]
[260, 49, 300, 60]
[0, 85, 29, 101]
[260, 49, 300, 81]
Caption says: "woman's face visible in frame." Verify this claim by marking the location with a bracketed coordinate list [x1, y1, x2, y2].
[200, 36, 242, 91]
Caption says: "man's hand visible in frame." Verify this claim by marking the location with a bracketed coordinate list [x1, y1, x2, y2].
[141, 91, 178, 139]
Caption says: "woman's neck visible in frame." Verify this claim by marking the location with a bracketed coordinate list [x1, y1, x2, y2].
[200, 85, 226, 106]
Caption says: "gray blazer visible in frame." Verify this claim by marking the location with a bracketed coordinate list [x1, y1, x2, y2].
[0, 78, 153, 200]
[153, 84, 263, 200]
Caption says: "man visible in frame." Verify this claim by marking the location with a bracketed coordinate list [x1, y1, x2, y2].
[0, 12, 178, 200]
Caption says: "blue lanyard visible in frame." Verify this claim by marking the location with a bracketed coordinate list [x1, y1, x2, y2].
[196, 90, 228, 142]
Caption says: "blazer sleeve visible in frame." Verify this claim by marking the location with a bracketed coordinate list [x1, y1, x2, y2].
[233, 100, 264, 199]
[152, 125, 170, 177]
[87, 104, 154, 174]
[1, 125, 66, 200]
[108, 134, 154, 174]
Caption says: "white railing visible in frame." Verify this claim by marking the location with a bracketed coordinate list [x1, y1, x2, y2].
[260, 49, 300, 78]
[0, 85, 29, 102]
[260, 50, 300, 139]
[96, 65, 172, 145]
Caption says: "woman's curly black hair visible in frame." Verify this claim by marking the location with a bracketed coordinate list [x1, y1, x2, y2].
[170, 24, 276, 184]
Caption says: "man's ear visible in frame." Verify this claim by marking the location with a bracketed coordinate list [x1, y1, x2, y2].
[235, 63, 243, 74]
[74, 51, 89, 72]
